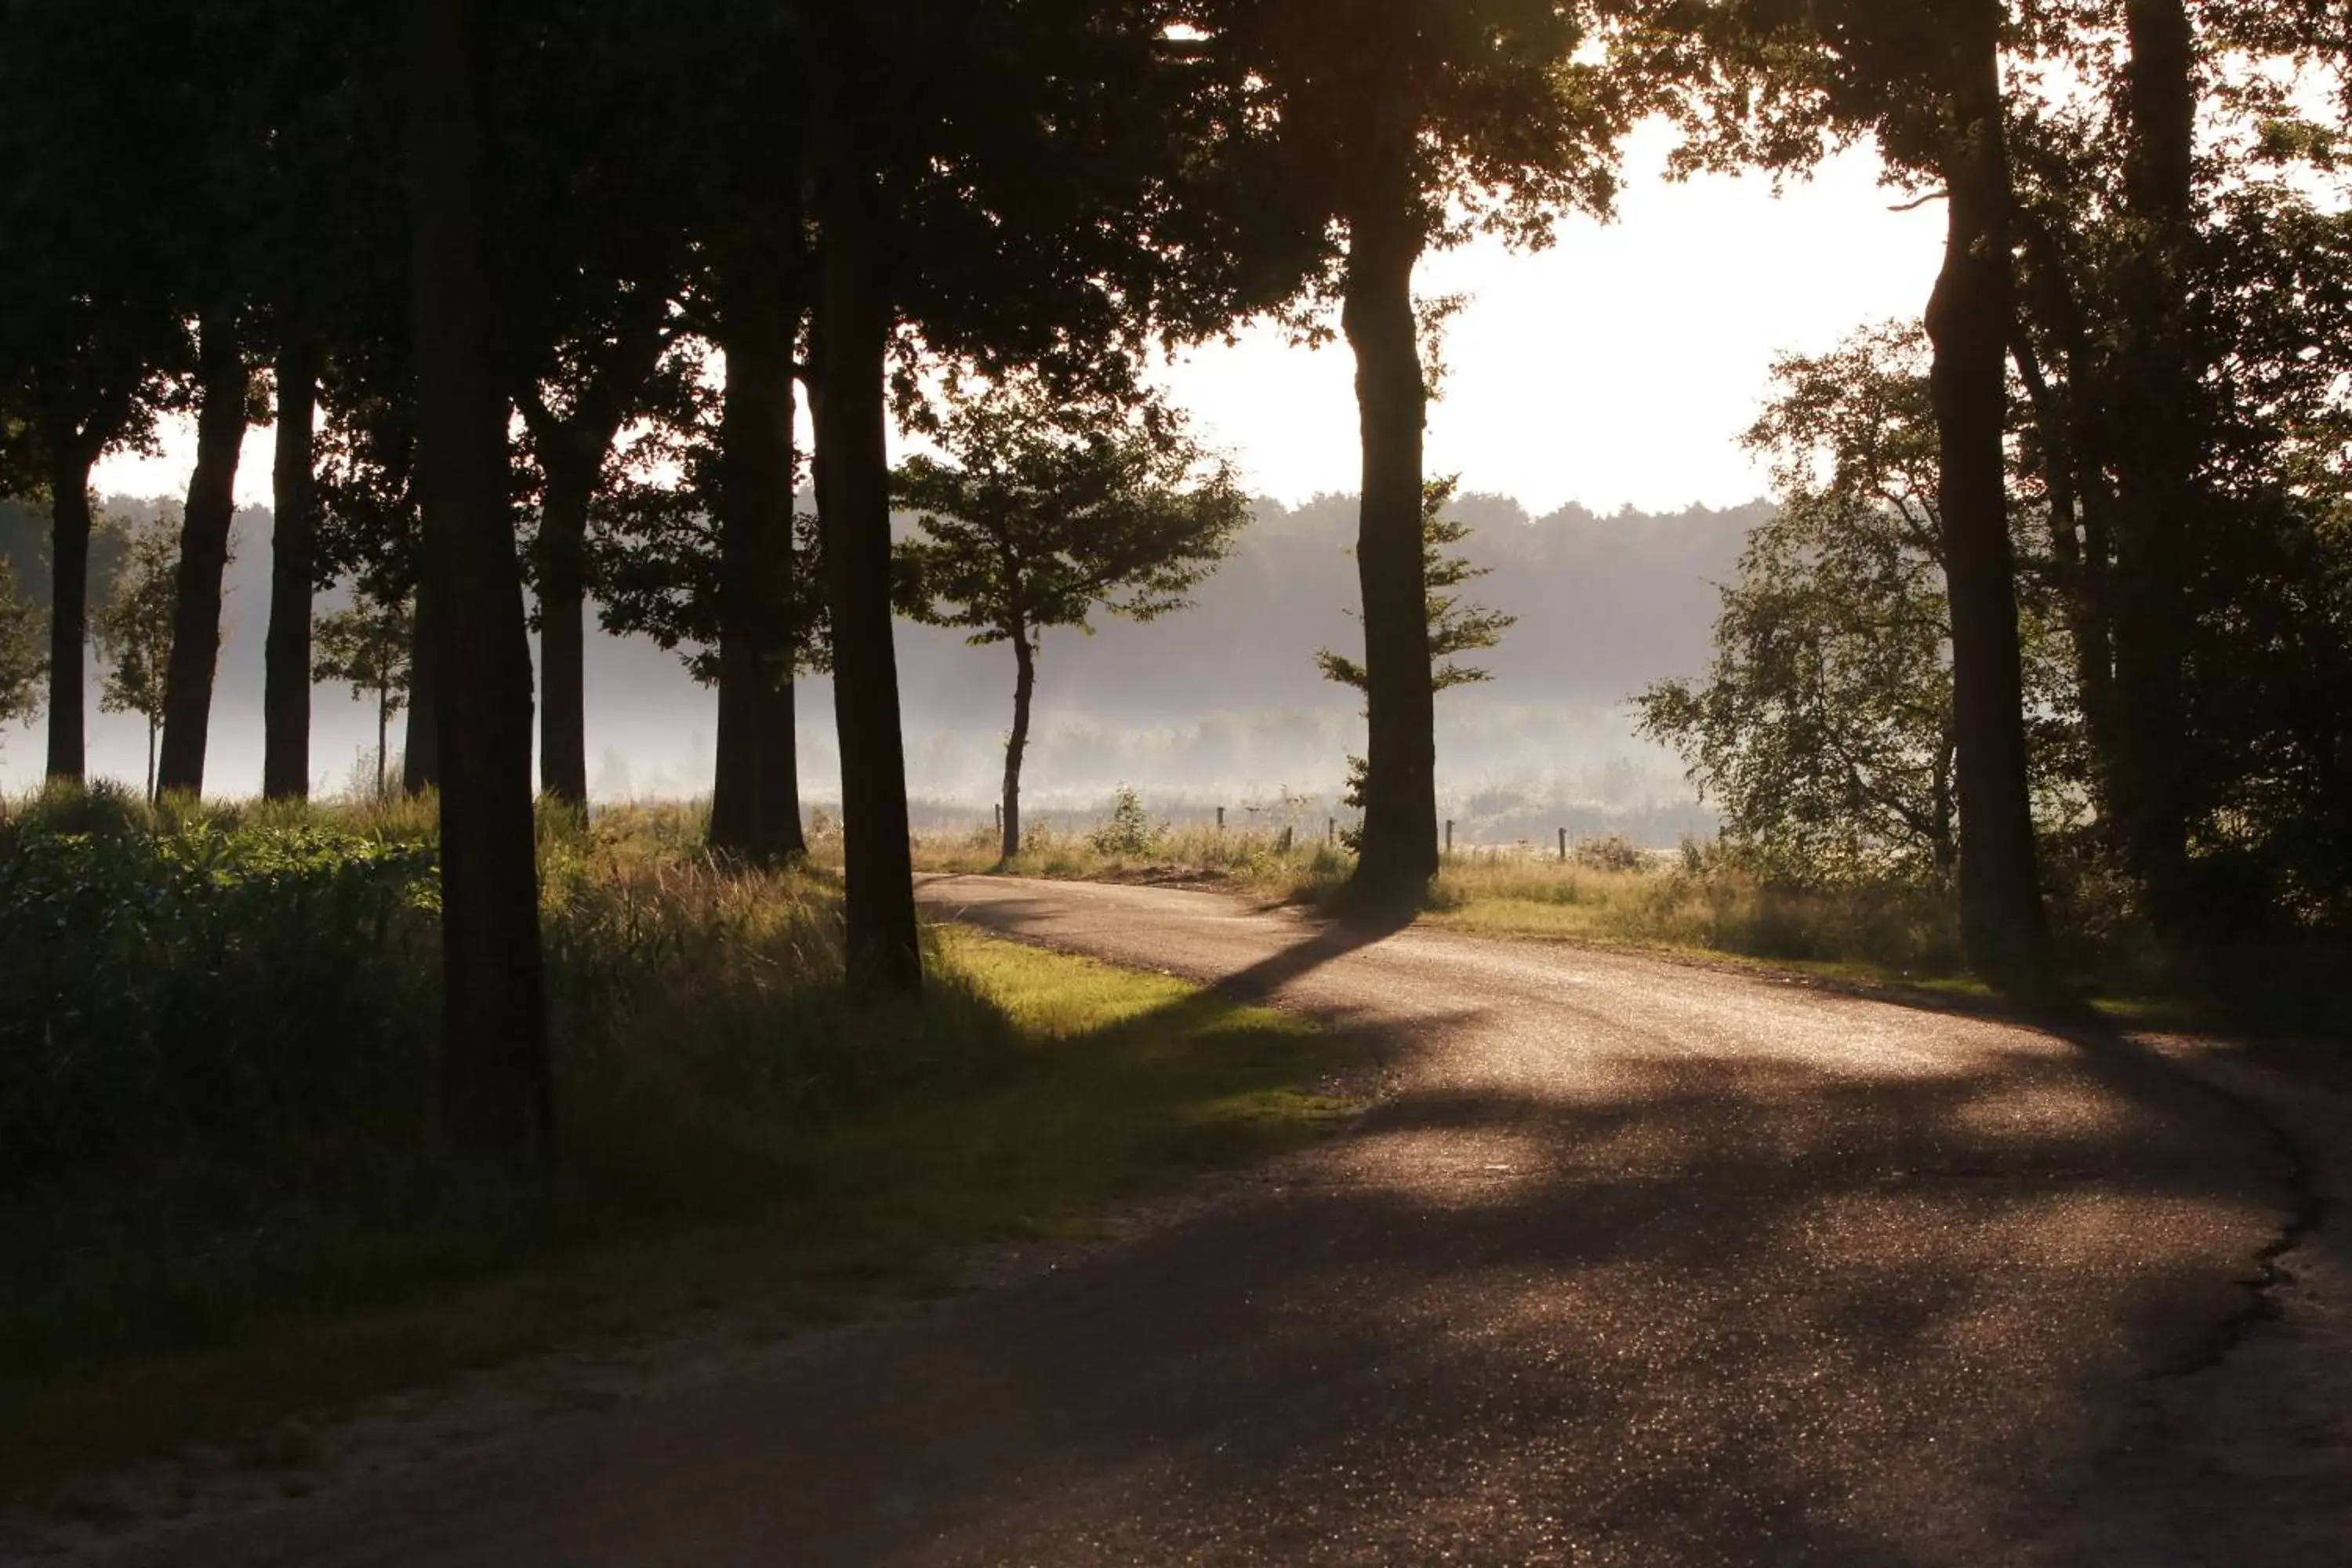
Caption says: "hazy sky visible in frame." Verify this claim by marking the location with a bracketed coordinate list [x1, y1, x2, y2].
[94, 122, 1944, 517]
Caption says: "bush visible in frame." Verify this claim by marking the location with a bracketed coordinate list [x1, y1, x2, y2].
[1087, 784, 1161, 857]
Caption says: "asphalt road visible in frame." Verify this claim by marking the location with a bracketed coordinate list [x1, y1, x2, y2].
[66, 875, 2310, 1566]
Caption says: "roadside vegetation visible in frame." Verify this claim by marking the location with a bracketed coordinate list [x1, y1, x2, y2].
[903, 801, 2349, 1040]
[0, 785, 1360, 1500]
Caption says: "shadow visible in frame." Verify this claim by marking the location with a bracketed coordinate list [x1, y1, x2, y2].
[132, 932, 2314, 1567]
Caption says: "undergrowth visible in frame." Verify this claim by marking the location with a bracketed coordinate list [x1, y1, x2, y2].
[0, 782, 1360, 1496]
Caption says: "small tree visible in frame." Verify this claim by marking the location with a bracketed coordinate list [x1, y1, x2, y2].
[0, 556, 46, 742]
[1635, 325, 2082, 882]
[1319, 477, 1516, 851]
[894, 372, 1248, 862]
[93, 514, 181, 800]
[313, 595, 414, 800]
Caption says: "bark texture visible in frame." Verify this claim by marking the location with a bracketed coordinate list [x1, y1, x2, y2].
[155, 315, 249, 798]
[1924, 12, 2053, 991]
[1000, 627, 1036, 863]
[263, 339, 321, 799]
[533, 448, 593, 806]
[809, 162, 922, 993]
[42, 443, 95, 782]
[409, 0, 553, 1167]
[710, 250, 808, 864]
[1342, 159, 1439, 904]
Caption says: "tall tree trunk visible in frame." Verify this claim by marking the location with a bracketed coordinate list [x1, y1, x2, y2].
[711, 250, 807, 863]
[42, 441, 93, 782]
[263, 339, 321, 800]
[409, 0, 552, 1168]
[377, 689, 389, 800]
[535, 452, 591, 808]
[2111, 0, 2200, 928]
[403, 578, 441, 794]
[1343, 162, 1439, 904]
[809, 162, 921, 993]
[1925, 14, 2053, 992]
[156, 315, 249, 798]
[1001, 627, 1036, 863]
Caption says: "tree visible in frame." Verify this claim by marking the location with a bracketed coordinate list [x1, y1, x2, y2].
[313, 596, 413, 800]
[408, 0, 551, 1168]
[785, 0, 1286, 991]
[894, 372, 1248, 862]
[1621, 0, 2056, 989]
[0, 1, 183, 782]
[155, 315, 256, 798]
[93, 514, 184, 801]
[1197, 0, 1625, 903]
[498, 0, 699, 809]
[1636, 327, 2073, 880]
[0, 556, 47, 743]
[1319, 475, 1517, 848]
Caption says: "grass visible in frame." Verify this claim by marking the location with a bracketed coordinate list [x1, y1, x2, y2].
[905, 820, 2352, 1041]
[0, 786, 1364, 1501]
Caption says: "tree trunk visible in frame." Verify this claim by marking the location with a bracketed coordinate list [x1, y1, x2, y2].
[809, 160, 921, 993]
[409, 0, 552, 1168]
[156, 314, 249, 799]
[1001, 627, 1036, 863]
[403, 578, 440, 794]
[263, 339, 321, 800]
[1342, 162, 1439, 904]
[43, 444, 93, 782]
[2111, 0, 2200, 927]
[376, 688, 390, 800]
[147, 723, 157, 803]
[535, 452, 591, 808]
[1925, 14, 2053, 993]
[711, 249, 807, 863]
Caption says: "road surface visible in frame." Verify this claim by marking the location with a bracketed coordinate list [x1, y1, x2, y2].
[55, 875, 2336, 1565]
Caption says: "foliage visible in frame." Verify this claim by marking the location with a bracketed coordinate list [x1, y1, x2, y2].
[893, 371, 1249, 646]
[90, 511, 182, 792]
[312, 595, 413, 716]
[1088, 784, 1164, 858]
[0, 555, 43, 735]
[1637, 325, 2085, 884]
[1318, 474, 1516, 695]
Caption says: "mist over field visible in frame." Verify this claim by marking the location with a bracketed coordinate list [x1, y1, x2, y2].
[0, 491, 1756, 845]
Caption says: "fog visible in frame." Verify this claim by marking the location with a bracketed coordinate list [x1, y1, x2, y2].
[2, 491, 1756, 847]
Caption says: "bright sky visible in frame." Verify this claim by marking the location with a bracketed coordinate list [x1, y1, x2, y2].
[94, 122, 1946, 517]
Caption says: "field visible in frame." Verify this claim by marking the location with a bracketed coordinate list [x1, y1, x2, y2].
[0, 786, 1364, 1498]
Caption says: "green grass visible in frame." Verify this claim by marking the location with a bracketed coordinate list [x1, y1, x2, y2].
[0, 789, 1363, 1501]
[909, 824, 2352, 1041]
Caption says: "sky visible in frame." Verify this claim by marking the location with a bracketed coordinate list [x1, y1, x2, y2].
[92, 122, 1947, 518]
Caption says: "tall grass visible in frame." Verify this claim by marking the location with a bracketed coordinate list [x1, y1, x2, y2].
[0, 783, 1007, 1391]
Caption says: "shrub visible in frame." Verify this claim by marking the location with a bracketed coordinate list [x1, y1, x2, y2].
[1088, 784, 1161, 857]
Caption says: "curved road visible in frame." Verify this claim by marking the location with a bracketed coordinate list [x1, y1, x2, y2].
[70, 875, 2314, 1565]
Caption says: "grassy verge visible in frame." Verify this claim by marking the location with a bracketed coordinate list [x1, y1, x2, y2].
[0, 789, 1362, 1501]
[902, 824, 2352, 1042]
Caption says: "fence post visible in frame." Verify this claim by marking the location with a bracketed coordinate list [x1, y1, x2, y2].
[1445, 819, 1454, 855]
[1216, 805, 1225, 833]
[1327, 816, 1336, 844]
[1559, 827, 1567, 862]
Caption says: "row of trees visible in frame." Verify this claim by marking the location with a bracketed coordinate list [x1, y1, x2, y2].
[1642, 4, 2352, 973]
[6, 1, 2347, 1161]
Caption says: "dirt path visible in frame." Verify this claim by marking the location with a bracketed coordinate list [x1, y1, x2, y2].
[42, 875, 2347, 1565]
